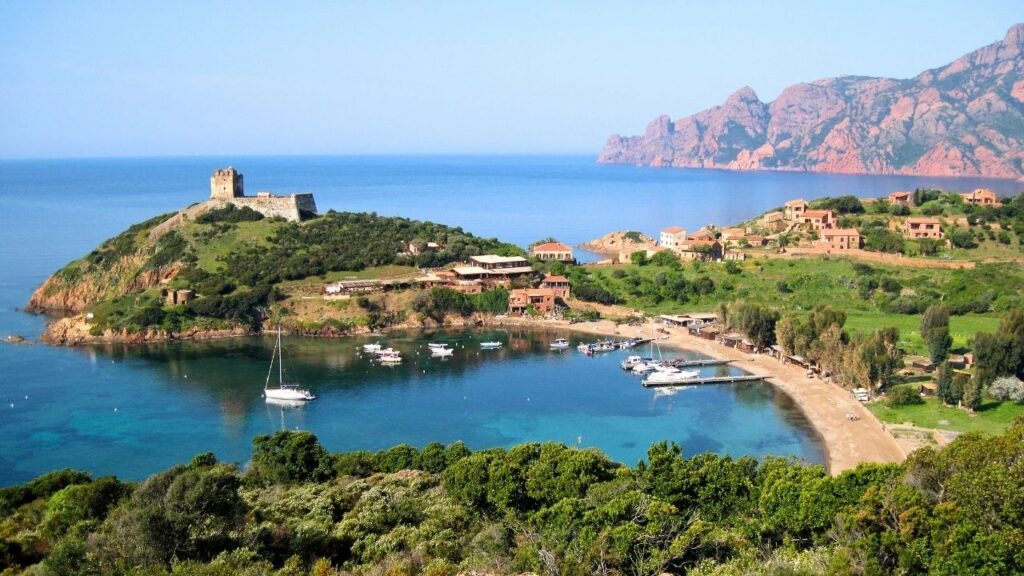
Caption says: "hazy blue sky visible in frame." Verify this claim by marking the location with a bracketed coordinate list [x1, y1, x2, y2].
[2, 1, 1022, 158]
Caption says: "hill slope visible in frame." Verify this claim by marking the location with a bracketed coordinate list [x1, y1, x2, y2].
[599, 24, 1024, 178]
[29, 203, 523, 343]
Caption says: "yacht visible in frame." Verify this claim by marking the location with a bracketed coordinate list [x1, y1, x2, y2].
[427, 343, 449, 350]
[263, 327, 315, 402]
[631, 360, 661, 374]
[643, 368, 700, 386]
[362, 342, 383, 353]
[550, 338, 570, 350]
[377, 349, 402, 363]
[480, 341, 502, 349]
[431, 346, 454, 358]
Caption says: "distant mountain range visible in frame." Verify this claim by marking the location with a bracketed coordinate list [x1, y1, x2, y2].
[599, 24, 1024, 179]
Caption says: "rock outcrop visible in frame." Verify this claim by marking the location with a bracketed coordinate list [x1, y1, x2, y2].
[599, 24, 1024, 178]
[579, 231, 657, 255]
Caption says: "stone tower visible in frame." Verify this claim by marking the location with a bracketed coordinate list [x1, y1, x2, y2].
[210, 167, 244, 200]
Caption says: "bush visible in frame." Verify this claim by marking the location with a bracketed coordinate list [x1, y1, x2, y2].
[195, 204, 265, 224]
[989, 377, 1024, 403]
[886, 384, 924, 407]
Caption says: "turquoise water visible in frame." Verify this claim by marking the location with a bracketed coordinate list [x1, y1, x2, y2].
[1, 156, 1019, 485]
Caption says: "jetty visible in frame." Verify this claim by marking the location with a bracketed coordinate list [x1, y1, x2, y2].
[642, 374, 766, 388]
[662, 358, 730, 368]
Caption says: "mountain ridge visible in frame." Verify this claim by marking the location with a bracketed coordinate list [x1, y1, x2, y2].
[599, 24, 1024, 178]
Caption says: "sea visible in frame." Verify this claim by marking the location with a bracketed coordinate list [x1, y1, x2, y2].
[0, 155, 1018, 486]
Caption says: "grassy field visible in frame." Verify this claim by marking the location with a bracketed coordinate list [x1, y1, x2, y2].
[579, 257, 1015, 354]
[844, 311, 1000, 356]
[183, 220, 286, 272]
[868, 397, 1024, 435]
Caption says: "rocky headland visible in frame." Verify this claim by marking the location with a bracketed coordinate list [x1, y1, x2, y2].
[599, 24, 1024, 178]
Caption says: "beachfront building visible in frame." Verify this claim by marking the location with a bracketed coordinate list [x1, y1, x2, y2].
[469, 255, 534, 278]
[508, 288, 557, 316]
[960, 188, 1001, 207]
[539, 274, 570, 299]
[888, 191, 913, 207]
[901, 217, 944, 239]
[784, 199, 808, 221]
[659, 227, 687, 249]
[819, 228, 862, 251]
[802, 209, 834, 230]
[531, 242, 575, 262]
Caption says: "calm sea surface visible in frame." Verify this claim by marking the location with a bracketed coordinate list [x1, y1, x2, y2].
[0, 155, 1018, 485]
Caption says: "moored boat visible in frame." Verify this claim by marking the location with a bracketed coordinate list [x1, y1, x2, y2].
[550, 338, 569, 350]
[263, 327, 316, 402]
[362, 342, 383, 353]
[480, 341, 502, 349]
[643, 368, 700, 386]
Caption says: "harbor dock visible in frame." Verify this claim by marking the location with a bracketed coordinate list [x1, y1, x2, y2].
[642, 374, 766, 388]
[663, 358, 731, 368]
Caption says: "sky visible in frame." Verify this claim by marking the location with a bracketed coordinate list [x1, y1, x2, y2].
[1, 1, 1023, 158]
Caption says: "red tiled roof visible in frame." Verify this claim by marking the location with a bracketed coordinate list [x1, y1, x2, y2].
[661, 226, 684, 234]
[532, 242, 572, 252]
[542, 275, 568, 283]
[889, 191, 911, 199]
[905, 217, 941, 225]
[803, 209, 832, 218]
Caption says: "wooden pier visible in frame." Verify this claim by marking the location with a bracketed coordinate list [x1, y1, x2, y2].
[642, 374, 766, 388]
[664, 358, 731, 368]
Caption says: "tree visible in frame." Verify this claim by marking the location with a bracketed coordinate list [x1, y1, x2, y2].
[936, 361, 957, 405]
[250, 431, 334, 484]
[920, 303, 952, 363]
[716, 302, 729, 327]
[988, 377, 1024, 403]
[630, 250, 649, 266]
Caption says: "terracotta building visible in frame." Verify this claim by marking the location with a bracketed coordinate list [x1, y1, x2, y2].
[901, 217, 944, 239]
[508, 288, 557, 315]
[530, 242, 575, 262]
[888, 191, 912, 207]
[819, 228, 862, 250]
[539, 274, 570, 299]
[960, 188, 1001, 207]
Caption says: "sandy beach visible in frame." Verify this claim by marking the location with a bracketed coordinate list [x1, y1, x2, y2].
[497, 317, 906, 474]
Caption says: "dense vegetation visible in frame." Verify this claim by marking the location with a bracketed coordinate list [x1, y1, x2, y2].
[58, 211, 524, 334]
[2, 422, 1023, 575]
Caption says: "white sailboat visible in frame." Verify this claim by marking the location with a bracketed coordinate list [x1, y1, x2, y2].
[643, 367, 700, 386]
[264, 327, 315, 402]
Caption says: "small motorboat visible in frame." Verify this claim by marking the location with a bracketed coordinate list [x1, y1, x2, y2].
[550, 338, 570, 350]
[427, 343, 449, 350]
[643, 368, 700, 386]
[632, 360, 660, 374]
[480, 341, 502, 350]
[620, 355, 651, 370]
[377, 349, 402, 363]
[362, 342, 383, 353]
[431, 347, 454, 358]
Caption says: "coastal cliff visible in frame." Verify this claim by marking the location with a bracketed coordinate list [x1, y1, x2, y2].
[599, 24, 1024, 178]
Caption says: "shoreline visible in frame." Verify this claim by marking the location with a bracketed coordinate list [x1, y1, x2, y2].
[495, 316, 906, 475]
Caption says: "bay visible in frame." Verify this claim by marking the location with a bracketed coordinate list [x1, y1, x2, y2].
[0, 155, 1018, 485]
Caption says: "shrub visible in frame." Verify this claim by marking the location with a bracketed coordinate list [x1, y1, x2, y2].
[195, 204, 265, 224]
[886, 384, 924, 407]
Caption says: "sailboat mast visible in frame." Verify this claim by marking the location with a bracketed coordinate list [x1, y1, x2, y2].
[278, 326, 284, 385]
[265, 331, 278, 391]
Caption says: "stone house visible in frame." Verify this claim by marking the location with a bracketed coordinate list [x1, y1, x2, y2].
[819, 228, 862, 250]
[888, 191, 912, 207]
[659, 227, 687, 249]
[719, 227, 746, 244]
[960, 188, 1001, 207]
[761, 211, 786, 230]
[539, 274, 570, 300]
[508, 288, 557, 315]
[784, 199, 808, 221]
[901, 217, 944, 239]
[675, 239, 723, 261]
[162, 288, 194, 306]
[802, 209, 834, 230]
[530, 242, 575, 262]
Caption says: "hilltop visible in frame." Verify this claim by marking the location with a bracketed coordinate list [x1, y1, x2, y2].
[600, 24, 1024, 178]
[29, 200, 523, 344]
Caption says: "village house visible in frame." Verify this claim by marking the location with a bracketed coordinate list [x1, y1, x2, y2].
[888, 191, 913, 207]
[324, 279, 382, 299]
[659, 227, 687, 249]
[688, 228, 716, 241]
[407, 241, 440, 256]
[960, 188, 1002, 207]
[784, 199, 808, 221]
[445, 266, 493, 293]
[508, 288, 557, 316]
[802, 209, 834, 230]
[901, 217, 944, 239]
[675, 239, 723, 261]
[530, 242, 575, 262]
[761, 211, 786, 231]
[819, 228, 862, 251]
[719, 227, 746, 244]
[741, 235, 766, 247]
[539, 274, 570, 299]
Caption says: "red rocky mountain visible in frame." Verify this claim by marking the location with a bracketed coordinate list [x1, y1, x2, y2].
[598, 24, 1024, 178]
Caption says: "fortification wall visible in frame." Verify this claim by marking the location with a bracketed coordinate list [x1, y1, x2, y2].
[229, 194, 316, 222]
